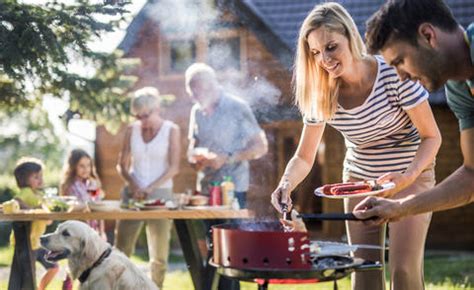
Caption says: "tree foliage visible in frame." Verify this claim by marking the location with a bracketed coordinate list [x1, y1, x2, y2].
[0, 0, 138, 130]
[0, 108, 64, 174]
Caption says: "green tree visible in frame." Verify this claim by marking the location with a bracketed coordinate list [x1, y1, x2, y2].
[0, 108, 64, 175]
[0, 0, 138, 130]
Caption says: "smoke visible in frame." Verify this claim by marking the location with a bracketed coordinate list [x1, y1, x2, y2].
[141, 0, 291, 219]
[146, 0, 219, 38]
[221, 75, 282, 112]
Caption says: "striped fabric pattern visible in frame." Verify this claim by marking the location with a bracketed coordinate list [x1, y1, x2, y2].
[306, 56, 429, 179]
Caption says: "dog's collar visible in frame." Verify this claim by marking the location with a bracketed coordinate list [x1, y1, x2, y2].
[78, 247, 112, 284]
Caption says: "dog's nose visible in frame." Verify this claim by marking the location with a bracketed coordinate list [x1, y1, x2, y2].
[40, 236, 48, 246]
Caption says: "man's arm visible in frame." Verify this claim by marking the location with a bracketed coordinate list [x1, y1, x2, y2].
[354, 127, 474, 222]
[231, 130, 268, 162]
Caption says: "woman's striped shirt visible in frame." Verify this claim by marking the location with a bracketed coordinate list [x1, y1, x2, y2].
[305, 56, 429, 180]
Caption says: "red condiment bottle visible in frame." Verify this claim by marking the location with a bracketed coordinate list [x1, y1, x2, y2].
[209, 181, 222, 206]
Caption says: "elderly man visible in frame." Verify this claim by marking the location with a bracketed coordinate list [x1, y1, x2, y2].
[354, 0, 474, 224]
[185, 63, 268, 208]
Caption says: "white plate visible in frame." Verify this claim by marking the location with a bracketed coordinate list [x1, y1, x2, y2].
[134, 201, 178, 210]
[134, 202, 167, 210]
[87, 200, 122, 212]
[183, 205, 231, 210]
[314, 182, 395, 199]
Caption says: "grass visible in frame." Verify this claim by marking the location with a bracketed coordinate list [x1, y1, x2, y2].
[0, 246, 472, 290]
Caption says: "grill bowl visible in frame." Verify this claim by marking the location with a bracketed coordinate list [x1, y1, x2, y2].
[212, 221, 312, 270]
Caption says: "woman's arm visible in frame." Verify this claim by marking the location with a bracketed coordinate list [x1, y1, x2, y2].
[144, 124, 181, 192]
[116, 126, 140, 192]
[271, 122, 326, 212]
[378, 100, 442, 196]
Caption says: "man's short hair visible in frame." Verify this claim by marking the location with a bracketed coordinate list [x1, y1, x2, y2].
[184, 63, 218, 95]
[365, 0, 458, 53]
[13, 157, 43, 188]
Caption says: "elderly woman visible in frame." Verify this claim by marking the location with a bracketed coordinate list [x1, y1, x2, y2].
[115, 87, 181, 289]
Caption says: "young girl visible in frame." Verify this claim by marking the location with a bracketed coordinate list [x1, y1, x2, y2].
[12, 157, 59, 290]
[60, 149, 106, 239]
[271, 3, 441, 290]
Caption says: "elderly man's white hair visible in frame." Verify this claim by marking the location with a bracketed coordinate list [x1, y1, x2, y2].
[131, 86, 161, 115]
[185, 63, 218, 95]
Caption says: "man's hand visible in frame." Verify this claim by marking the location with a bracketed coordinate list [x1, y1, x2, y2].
[207, 153, 227, 170]
[353, 196, 405, 225]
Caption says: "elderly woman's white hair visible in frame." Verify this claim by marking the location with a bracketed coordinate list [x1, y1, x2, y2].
[130, 87, 161, 115]
[184, 63, 218, 95]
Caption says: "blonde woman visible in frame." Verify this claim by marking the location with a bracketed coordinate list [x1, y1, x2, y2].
[270, 3, 441, 290]
[115, 87, 181, 289]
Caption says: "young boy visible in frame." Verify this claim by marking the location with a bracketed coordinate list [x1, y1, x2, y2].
[13, 157, 59, 290]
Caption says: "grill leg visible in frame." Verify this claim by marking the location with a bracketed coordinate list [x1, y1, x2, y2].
[333, 278, 338, 290]
[258, 280, 268, 290]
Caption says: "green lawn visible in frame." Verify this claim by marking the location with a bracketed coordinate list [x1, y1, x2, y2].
[0, 246, 472, 290]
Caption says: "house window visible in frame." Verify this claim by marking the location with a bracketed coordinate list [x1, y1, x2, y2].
[170, 40, 196, 73]
[207, 37, 240, 71]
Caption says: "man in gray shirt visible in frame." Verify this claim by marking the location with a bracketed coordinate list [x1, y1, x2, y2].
[185, 63, 268, 208]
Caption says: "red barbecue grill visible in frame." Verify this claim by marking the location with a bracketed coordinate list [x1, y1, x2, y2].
[211, 220, 383, 290]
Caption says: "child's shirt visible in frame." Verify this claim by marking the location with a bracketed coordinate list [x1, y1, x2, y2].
[66, 179, 101, 231]
[12, 188, 48, 250]
[15, 187, 43, 208]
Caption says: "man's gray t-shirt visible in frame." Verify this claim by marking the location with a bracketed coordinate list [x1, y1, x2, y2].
[445, 22, 474, 131]
[188, 93, 262, 194]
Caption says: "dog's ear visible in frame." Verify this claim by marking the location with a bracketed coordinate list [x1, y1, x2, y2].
[80, 229, 105, 265]
[80, 240, 86, 253]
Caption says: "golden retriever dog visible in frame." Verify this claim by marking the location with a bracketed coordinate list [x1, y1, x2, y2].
[40, 220, 158, 290]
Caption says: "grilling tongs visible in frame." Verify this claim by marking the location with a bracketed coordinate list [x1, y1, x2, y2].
[298, 212, 375, 221]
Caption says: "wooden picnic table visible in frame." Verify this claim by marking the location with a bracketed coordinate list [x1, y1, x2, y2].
[0, 208, 254, 290]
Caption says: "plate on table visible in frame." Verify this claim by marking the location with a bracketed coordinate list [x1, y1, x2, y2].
[134, 200, 177, 210]
[183, 205, 231, 210]
[87, 200, 122, 212]
[314, 181, 395, 199]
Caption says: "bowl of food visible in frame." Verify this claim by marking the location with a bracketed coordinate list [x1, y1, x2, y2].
[87, 200, 121, 212]
[188, 195, 209, 206]
[44, 196, 76, 212]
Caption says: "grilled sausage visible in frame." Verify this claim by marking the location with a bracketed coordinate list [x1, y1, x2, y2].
[321, 182, 356, 195]
[330, 184, 372, 195]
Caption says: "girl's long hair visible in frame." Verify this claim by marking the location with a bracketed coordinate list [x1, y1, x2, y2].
[60, 149, 100, 195]
[294, 2, 366, 121]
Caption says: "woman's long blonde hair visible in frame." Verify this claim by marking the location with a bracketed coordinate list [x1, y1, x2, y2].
[294, 2, 366, 121]
[60, 149, 100, 195]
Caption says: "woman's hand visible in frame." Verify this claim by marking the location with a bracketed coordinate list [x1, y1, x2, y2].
[129, 181, 141, 196]
[376, 172, 416, 198]
[280, 209, 307, 232]
[271, 179, 292, 213]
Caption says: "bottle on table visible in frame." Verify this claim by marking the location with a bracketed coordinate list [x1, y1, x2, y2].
[221, 176, 235, 206]
[209, 181, 222, 206]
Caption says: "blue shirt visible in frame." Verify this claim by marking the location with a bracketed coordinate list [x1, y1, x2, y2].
[188, 92, 262, 193]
